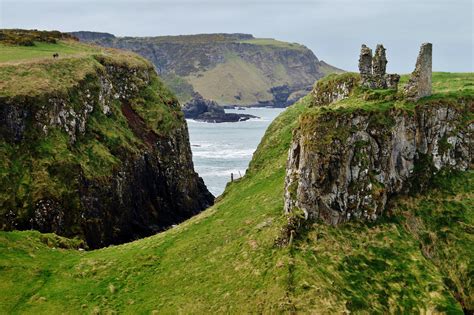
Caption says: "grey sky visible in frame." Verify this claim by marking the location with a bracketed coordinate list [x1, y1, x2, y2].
[1, 0, 472, 72]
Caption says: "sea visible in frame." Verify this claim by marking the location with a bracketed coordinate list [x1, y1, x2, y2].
[187, 107, 285, 196]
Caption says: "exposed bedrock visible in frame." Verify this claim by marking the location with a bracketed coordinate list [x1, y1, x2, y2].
[284, 101, 473, 225]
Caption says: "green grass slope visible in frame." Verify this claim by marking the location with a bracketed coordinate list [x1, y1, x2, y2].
[0, 73, 472, 313]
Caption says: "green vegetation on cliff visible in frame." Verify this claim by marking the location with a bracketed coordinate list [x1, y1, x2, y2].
[0, 38, 176, 217]
[1, 72, 472, 313]
[0, 32, 213, 248]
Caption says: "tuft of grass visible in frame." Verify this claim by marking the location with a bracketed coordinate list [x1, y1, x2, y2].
[393, 170, 474, 311]
[131, 75, 183, 135]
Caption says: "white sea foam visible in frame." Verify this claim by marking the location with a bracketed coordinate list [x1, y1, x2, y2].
[196, 168, 246, 178]
[188, 107, 284, 196]
[193, 148, 254, 159]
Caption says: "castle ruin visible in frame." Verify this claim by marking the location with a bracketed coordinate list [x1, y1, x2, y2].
[358, 43, 433, 101]
[358, 44, 400, 89]
[404, 43, 433, 101]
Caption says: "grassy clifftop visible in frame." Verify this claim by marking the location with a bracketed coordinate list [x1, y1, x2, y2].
[0, 37, 149, 97]
[0, 34, 177, 200]
[0, 72, 472, 313]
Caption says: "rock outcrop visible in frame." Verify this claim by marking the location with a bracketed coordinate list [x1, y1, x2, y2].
[311, 73, 360, 107]
[70, 32, 343, 107]
[359, 44, 400, 89]
[284, 101, 473, 224]
[182, 93, 258, 123]
[404, 43, 433, 101]
[0, 52, 214, 248]
[284, 45, 470, 225]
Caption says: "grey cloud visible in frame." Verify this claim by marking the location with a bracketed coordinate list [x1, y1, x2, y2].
[1, 0, 472, 72]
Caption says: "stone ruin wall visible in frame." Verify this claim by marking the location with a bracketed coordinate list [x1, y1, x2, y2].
[358, 42, 433, 101]
[404, 43, 433, 101]
[358, 44, 400, 89]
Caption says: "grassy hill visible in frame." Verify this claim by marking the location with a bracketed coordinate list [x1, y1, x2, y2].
[72, 32, 343, 106]
[0, 72, 472, 313]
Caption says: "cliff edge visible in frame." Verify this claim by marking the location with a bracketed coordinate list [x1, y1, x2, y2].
[0, 30, 214, 248]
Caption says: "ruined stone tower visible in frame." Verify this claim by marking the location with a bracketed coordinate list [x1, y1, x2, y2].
[358, 44, 372, 76]
[358, 44, 400, 89]
[372, 44, 387, 77]
[404, 43, 433, 101]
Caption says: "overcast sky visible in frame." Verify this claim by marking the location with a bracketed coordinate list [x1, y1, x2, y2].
[1, 0, 472, 72]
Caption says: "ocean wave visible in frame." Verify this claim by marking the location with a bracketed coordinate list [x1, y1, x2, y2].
[187, 107, 283, 194]
[186, 117, 270, 124]
[197, 168, 246, 177]
[246, 117, 270, 122]
[193, 148, 254, 159]
[186, 119, 205, 124]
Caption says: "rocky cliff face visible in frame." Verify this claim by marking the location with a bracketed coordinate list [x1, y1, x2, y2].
[71, 33, 342, 107]
[284, 76, 473, 225]
[0, 53, 214, 248]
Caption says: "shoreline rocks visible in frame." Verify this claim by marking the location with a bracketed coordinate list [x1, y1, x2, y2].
[182, 93, 258, 123]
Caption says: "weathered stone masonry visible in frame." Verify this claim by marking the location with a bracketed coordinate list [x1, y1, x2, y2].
[358, 42, 433, 101]
[404, 43, 433, 101]
[358, 44, 400, 89]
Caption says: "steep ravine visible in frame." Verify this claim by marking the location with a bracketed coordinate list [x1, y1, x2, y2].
[0, 53, 214, 248]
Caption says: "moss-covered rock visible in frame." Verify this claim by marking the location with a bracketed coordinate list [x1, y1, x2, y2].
[0, 37, 214, 248]
[310, 72, 360, 106]
[285, 73, 473, 225]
